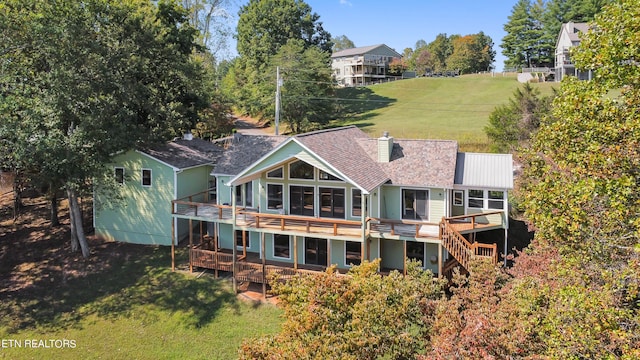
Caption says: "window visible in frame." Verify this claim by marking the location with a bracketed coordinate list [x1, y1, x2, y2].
[319, 187, 345, 218]
[406, 241, 425, 266]
[290, 185, 314, 216]
[352, 189, 362, 217]
[488, 191, 505, 210]
[345, 241, 361, 266]
[468, 189, 484, 208]
[467, 190, 505, 209]
[267, 184, 283, 210]
[319, 169, 342, 181]
[267, 167, 283, 179]
[453, 190, 464, 206]
[273, 234, 290, 259]
[235, 182, 252, 207]
[235, 230, 250, 249]
[402, 189, 429, 220]
[114, 167, 124, 185]
[289, 160, 314, 180]
[141, 169, 152, 187]
[305, 238, 327, 266]
[208, 178, 217, 202]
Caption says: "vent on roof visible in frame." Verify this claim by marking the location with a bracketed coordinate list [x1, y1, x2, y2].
[378, 131, 394, 163]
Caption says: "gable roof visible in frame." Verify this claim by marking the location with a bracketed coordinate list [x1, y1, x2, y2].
[293, 126, 390, 192]
[557, 22, 589, 48]
[331, 44, 401, 58]
[213, 133, 288, 175]
[357, 138, 459, 188]
[454, 152, 513, 189]
[142, 138, 225, 170]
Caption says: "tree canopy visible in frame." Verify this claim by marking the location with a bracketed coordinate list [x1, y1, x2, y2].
[331, 34, 355, 52]
[0, 0, 207, 256]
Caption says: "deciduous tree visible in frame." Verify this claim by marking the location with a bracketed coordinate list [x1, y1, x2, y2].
[331, 34, 355, 52]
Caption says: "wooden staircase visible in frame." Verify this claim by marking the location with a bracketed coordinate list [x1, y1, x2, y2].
[439, 218, 498, 275]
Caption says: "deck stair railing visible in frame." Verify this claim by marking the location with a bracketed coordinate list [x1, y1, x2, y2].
[439, 216, 498, 272]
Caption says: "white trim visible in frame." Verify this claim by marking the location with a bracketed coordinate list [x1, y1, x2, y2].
[266, 166, 284, 179]
[272, 234, 292, 260]
[114, 166, 125, 185]
[141, 168, 152, 187]
[401, 187, 430, 221]
[265, 182, 284, 212]
[173, 170, 178, 242]
[318, 168, 344, 182]
[288, 160, 316, 181]
[344, 240, 362, 268]
[453, 190, 464, 206]
[288, 184, 316, 217]
[136, 150, 179, 171]
[318, 185, 347, 219]
[351, 188, 363, 218]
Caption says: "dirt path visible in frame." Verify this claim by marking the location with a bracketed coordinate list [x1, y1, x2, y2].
[233, 115, 275, 136]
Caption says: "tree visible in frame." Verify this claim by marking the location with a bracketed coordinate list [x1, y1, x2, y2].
[484, 83, 554, 152]
[270, 39, 335, 133]
[413, 48, 433, 75]
[227, 0, 333, 121]
[388, 57, 407, 76]
[240, 260, 444, 360]
[446, 32, 495, 74]
[331, 34, 355, 52]
[0, 0, 207, 257]
[427, 33, 454, 72]
[502, 0, 538, 68]
[181, 0, 233, 57]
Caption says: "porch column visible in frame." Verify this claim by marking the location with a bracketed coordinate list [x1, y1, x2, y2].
[327, 239, 331, 268]
[262, 232, 266, 299]
[189, 219, 193, 273]
[438, 242, 443, 277]
[403, 240, 407, 276]
[293, 236, 298, 270]
[361, 193, 367, 261]
[171, 216, 176, 271]
[504, 228, 508, 267]
[214, 222, 219, 278]
[232, 185, 237, 293]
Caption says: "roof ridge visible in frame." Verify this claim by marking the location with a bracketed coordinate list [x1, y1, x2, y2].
[294, 125, 359, 138]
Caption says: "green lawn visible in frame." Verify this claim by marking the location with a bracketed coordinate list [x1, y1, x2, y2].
[335, 73, 557, 151]
[0, 247, 282, 360]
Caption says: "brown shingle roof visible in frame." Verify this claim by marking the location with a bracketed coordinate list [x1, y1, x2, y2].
[143, 138, 225, 170]
[213, 133, 288, 175]
[356, 138, 459, 188]
[294, 126, 390, 192]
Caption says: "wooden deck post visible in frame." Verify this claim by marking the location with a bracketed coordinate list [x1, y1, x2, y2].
[189, 219, 193, 273]
[232, 185, 237, 294]
[214, 222, 219, 278]
[293, 236, 298, 270]
[438, 242, 443, 277]
[403, 240, 407, 276]
[361, 241, 365, 264]
[171, 217, 175, 272]
[261, 232, 266, 299]
[242, 230, 247, 258]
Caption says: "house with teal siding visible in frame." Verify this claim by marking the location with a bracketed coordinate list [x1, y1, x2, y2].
[94, 136, 224, 246]
[171, 126, 513, 290]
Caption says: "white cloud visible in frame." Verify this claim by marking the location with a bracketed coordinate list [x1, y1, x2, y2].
[339, 0, 353, 6]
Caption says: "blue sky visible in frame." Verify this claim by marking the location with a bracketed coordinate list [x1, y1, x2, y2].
[226, 0, 518, 70]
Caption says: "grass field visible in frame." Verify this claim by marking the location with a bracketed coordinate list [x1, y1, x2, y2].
[0, 196, 282, 360]
[335, 73, 557, 151]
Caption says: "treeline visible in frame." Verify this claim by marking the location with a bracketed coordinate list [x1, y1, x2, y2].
[398, 32, 496, 75]
[501, 0, 611, 68]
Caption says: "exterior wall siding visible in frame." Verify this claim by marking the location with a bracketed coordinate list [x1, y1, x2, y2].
[95, 151, 175, 245]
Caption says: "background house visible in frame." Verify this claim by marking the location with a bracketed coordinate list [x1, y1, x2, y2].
[94, 136, 224, 245]
[331, 44, 402, 86]
[555, 21, 591, 82]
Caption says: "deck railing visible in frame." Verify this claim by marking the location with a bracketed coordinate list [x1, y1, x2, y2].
[439, 217, 498, 270]
[237, 210, 363, 237]
[368, 218, 440, 238]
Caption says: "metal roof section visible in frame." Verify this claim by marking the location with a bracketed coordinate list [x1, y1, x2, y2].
[454, 152, 514, 189]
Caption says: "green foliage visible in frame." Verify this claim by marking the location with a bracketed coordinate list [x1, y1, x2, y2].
[446, 32, 495, 74]
[502, 0, 541, 68]
[427, 33, 453, 72]
[225, 0, 332, 123]
[240, 259, 444, 360]
[0, 0, 207, 254]
[331, 34, 355, 52]
[484, 83, 554, 152]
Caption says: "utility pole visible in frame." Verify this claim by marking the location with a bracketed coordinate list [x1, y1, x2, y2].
[275, 66, 282, 135]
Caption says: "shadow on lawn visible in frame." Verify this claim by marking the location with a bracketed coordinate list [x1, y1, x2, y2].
[334, 87, 396, 122]
[0, 196, 240, 333]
